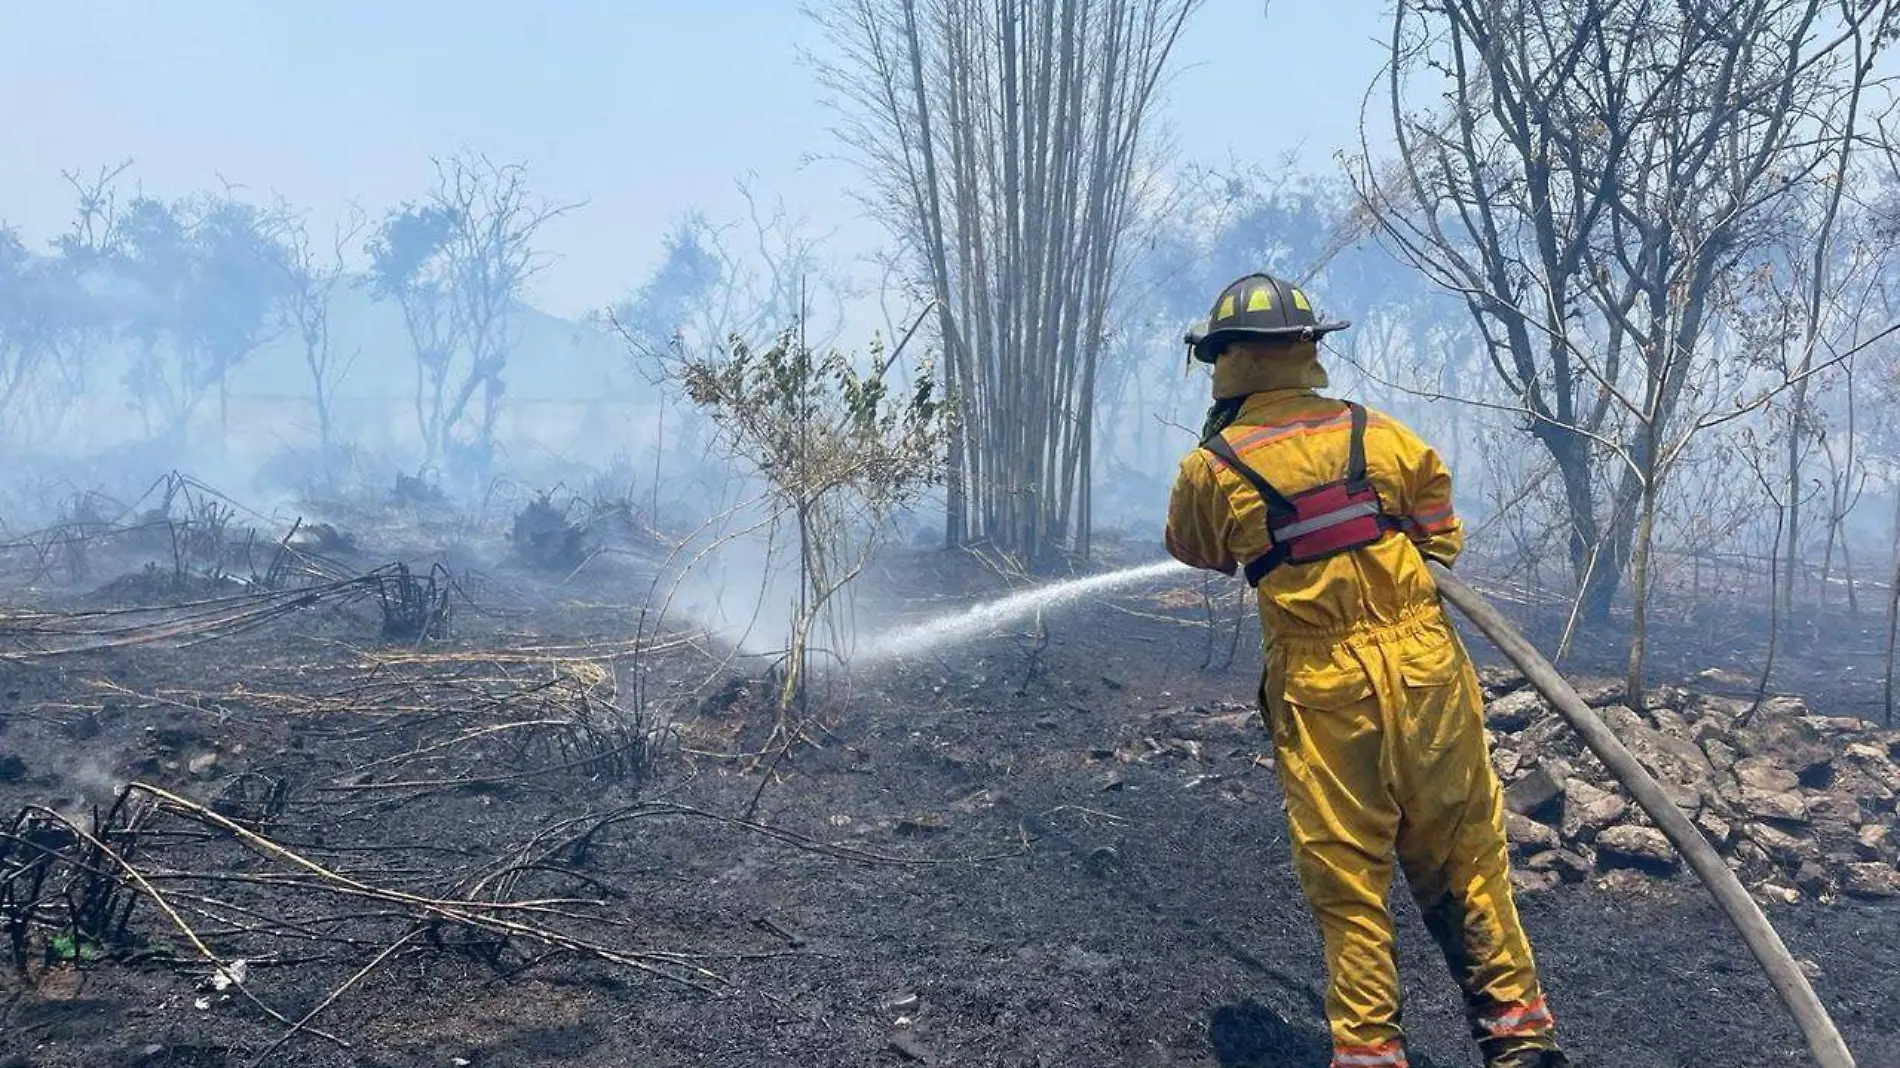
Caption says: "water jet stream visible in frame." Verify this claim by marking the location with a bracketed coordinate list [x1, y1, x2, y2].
[858, 559, 1194, 662]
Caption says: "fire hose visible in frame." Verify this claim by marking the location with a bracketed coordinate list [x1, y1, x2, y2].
[1425, 560, 1856, 1068]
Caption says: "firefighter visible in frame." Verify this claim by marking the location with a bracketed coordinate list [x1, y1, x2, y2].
[1164, 273, 1569, 1068]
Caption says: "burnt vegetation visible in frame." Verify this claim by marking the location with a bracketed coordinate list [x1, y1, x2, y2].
[4, 1, 1900, 1066]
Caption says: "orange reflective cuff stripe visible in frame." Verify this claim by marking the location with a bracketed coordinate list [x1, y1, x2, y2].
[1400, 505, 1457, 536]
[1477, 995, 1554, 1037]
[1332, 1041, 1408, 1067]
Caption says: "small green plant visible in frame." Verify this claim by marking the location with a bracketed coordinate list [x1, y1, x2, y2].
[48, 932, 103, 962]
[675, 323, 950, 720]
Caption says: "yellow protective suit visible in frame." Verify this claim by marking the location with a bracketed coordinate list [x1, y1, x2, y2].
[1165, 346, 1563, 1068]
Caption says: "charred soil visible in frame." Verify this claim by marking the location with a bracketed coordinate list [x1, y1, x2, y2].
[0, 534, 1896, 1068]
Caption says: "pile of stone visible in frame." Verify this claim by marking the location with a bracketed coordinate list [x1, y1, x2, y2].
[1483, 671, 1900, 905]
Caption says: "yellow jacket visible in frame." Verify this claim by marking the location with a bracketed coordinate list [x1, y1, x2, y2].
[1164, 387, 1463, 638]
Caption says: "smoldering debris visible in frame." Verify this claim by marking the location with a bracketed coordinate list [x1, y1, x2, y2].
[511, 492, 589, 573]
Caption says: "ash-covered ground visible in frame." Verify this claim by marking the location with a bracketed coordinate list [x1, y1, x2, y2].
[1, 492, 1897, 1068]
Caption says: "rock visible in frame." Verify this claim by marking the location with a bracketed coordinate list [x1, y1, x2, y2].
[1595, 826, 1679, 874]
[1855, 824, 1897, 864]
[1527, 848, 1593, 883]
[1505, 811, 1561, 853]
[1837, 744, 1900, 806]
[1700, 737, 1740, 772]
[1804, 792, 1863, 829]
[1570, 678, 1623, 706]
[1745, 822, 1818, 867]
[1841, 863, 1900, 899]
[1754, 881, 1802, 906]
[1731, 786, 1809, 824]
[1506, 769, 1565, 823]
[1561, 780, 1628, 842]
[1643, 686, 1689, 712]
[1598, 704, 1713, 795]
[1518, 716, 1578, 761]
[1738, 702, 1831, 776]
[1485, 690, 1544, 733]
[1511, 869, 1561, 895]
[1730, 838, 1772, 871]
[1795, 860, 1833, 899]
[1479, 666, 1525, 696]
[0, 755, 25, 783]
[1493, 747, 1524, 782]
[1733, 759, 1798, 794]
[1799, 715, 1868, 737]
[1657, 780, 1705, 819]
[1695, 812, 1733, 848]
[187, 753, 219, 777]
[1596, 869, 1654, 894]
[1646, 706, 1692, 737]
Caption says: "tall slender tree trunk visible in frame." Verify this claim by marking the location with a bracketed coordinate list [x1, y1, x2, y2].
[1624, 436, 1659, 705]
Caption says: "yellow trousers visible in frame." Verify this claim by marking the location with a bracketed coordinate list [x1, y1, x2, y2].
[1260, 608, 1560, 1068]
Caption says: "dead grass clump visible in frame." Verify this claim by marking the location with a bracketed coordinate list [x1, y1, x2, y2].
[374, 563, 453, 643]
[510, 491, 587, 573]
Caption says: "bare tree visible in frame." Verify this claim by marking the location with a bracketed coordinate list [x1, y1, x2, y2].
[814, 0, 1202, 563]
[278, 205, 366, 457]
[368, 154, 574, 482]
[1353, 0, 1898, 698]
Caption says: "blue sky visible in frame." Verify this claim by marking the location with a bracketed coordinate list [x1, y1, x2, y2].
[1, 0, 1390, 319]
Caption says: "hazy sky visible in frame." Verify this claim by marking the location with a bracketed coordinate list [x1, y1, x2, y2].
[1, 0, 1389, 320]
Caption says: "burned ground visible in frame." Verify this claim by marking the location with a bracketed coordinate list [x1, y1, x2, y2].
[1, 511, 1897, 1068]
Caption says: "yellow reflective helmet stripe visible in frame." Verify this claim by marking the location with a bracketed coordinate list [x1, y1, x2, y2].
[1246, 286, 1274, 312]
[1217, 294, 1237, 320]
[1292, 287, 1313, 312]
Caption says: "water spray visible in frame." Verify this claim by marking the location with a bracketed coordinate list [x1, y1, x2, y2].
[857, 559, 1193, 662]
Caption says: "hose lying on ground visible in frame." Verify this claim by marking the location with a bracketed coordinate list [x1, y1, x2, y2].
[1425, 560, 1856, 1068]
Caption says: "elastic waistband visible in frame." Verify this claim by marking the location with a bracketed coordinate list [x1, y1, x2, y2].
[1265, 601, 1449, 650]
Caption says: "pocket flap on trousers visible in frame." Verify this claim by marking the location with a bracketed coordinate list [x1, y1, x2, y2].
[1282, 662, 1374, 711]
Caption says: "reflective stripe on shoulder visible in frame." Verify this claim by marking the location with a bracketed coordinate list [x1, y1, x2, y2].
[1223, 409, 1352, 455]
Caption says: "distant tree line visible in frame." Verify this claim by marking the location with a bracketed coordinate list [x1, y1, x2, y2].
[0, 153, 569, 488]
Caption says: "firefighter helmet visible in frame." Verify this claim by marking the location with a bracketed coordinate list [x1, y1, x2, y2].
[1184, 272, 1351, 363]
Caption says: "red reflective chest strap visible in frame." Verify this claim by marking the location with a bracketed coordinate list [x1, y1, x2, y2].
[1199, 402, 1402, 585]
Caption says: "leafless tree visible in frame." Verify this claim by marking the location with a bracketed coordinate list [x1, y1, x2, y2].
[369, 154, 575, 482]
[813, 0, 1202, 563]
[1352, 0, 1898, 698]
[278, 205, 366, 456]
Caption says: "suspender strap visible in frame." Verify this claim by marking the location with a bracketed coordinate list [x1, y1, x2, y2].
[1345, 402, 1369, 483]
[1199, 430, 1296, 515]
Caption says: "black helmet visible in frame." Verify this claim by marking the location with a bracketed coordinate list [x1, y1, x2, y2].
[1184, 272, 1351, 363]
